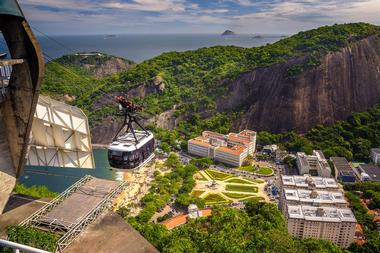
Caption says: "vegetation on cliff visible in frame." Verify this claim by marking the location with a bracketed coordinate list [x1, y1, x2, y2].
[13, 183, 59, 198]
[42, 23, 380, 132]
[4, 225, 59, 252]
[257, 104, 380, 162]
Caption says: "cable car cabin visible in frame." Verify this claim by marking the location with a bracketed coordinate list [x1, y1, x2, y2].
[108, 130, 155, 170]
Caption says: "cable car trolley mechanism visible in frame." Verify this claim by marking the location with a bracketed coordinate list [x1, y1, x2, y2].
[108, 96, 155, 170]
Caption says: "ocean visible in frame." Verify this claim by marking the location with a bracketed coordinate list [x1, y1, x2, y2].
[36, 34, 282, 62]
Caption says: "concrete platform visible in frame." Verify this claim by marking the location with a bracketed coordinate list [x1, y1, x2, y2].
[64, 212, 159, 253]
[37, 178, 121, 229]
[0, 194, 50, 238]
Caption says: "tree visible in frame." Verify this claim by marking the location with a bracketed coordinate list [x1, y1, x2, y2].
[368, 192, 380, 209]
[242, 154, 254, 166]
[190, 157, 212, 169]
[283, 156, 296, 169]
[161, 142, 171, 154]
[165, 153, 181, 169]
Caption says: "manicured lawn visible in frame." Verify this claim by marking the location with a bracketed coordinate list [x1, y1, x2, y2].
[194, 172, 208, 181]
[236, 165, 256, 172]
[205, 169, 232, 181]
[222, 192, 253, 199]
[255, 167, 273, 176]
[225, 184, 258, 193]
[242, 196, 265, 202]
[191, 190, 205, 197]
[225, 178, 254, 185]
[247, 179, 265, 184]
[203, 193, 231, 204]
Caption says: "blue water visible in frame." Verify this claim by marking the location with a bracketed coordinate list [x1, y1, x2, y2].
[18, 149, 115, 193]
[36, 34, 281, 63]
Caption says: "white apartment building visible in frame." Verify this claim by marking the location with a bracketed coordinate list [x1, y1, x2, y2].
[370, 148, 380, 165]
[280, 175, 356, 248]
[281, 175, 339, 191]
[296, 150, 332, 177]
[281, 188, 348, 212]
[187, 129, 256, 167]
[286, 205, 356, 248]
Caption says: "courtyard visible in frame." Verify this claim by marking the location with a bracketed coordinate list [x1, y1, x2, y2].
[192, 169, 269, 205]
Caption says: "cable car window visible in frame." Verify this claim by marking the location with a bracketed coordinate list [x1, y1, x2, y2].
[109, 150, 122, 157]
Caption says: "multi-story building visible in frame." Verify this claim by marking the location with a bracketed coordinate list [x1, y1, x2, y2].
[330, 157, 356, 183]
[281, 175, 339, 191]
[370, 148, 380, 165]
[286, 205, 356, 248]
[187, 129, 256, 167]
[296, 150, 332, 177]
[280, 175, 356, 248]
[281, 188, 348, 212]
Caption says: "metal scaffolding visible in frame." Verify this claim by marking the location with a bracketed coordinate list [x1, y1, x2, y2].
[20, 175, 128, 253]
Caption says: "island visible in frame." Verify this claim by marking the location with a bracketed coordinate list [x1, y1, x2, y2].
[221, 30, 235, 36]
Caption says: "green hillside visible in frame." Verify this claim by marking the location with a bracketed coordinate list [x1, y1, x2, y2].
[41, 53, 133, 101]
[43, 23, 380, 121]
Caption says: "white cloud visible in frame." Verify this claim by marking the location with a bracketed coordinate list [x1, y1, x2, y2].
[101, 0, 186, 13]
[18, 0, 380, 34]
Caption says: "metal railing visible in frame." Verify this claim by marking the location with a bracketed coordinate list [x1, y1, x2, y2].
[19, 175, 128, 253]
[0, 239, 50, 253]
[55, 181, 128, 252]
[20, 175, 93, 232]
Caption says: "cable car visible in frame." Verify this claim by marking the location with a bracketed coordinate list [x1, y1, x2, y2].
[108, 96, 155, 170]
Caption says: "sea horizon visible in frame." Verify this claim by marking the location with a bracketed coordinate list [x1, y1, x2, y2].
[34, 33, 284, 63]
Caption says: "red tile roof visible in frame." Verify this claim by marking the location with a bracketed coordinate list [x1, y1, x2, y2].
[228, 135, 250, 144]
[356, 239, 366, 245]
[218, 145, 246, 155]
[189, 139, 212, 148]
[161, 214, 188, 230]
[161, 209, 213, 230]
[200, 208, 212, 217]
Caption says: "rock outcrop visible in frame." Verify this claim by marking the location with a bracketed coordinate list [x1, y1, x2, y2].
[218, 36, 380, 133]
[57, 53, 134, 79]
[127, 76, 165, 98]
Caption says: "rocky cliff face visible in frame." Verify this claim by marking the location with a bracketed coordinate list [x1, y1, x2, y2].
[218, 36, 380, 133]
[90, 76, 170, 144]
[91, 108, 178, 144]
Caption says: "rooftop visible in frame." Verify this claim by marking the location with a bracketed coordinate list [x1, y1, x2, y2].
[281, 175, 339, 189]
[36, 177, 121, 228]
[371, 148, 380, 154]
[283, 188, 347, 205]
[161, 209, 212, 230]
[330, 157, 354, 172]
[161, 214, 188, 230]
[287, 205, 356, 222]
[359, 164, 380, 182]
[64, 212, 159, 253]
[189, 129, 256, 156]
[218, 145, 247, 155]
[109, 130, 153, 152]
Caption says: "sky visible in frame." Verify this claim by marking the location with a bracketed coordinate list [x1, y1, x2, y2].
[18, 0, 380, 35]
